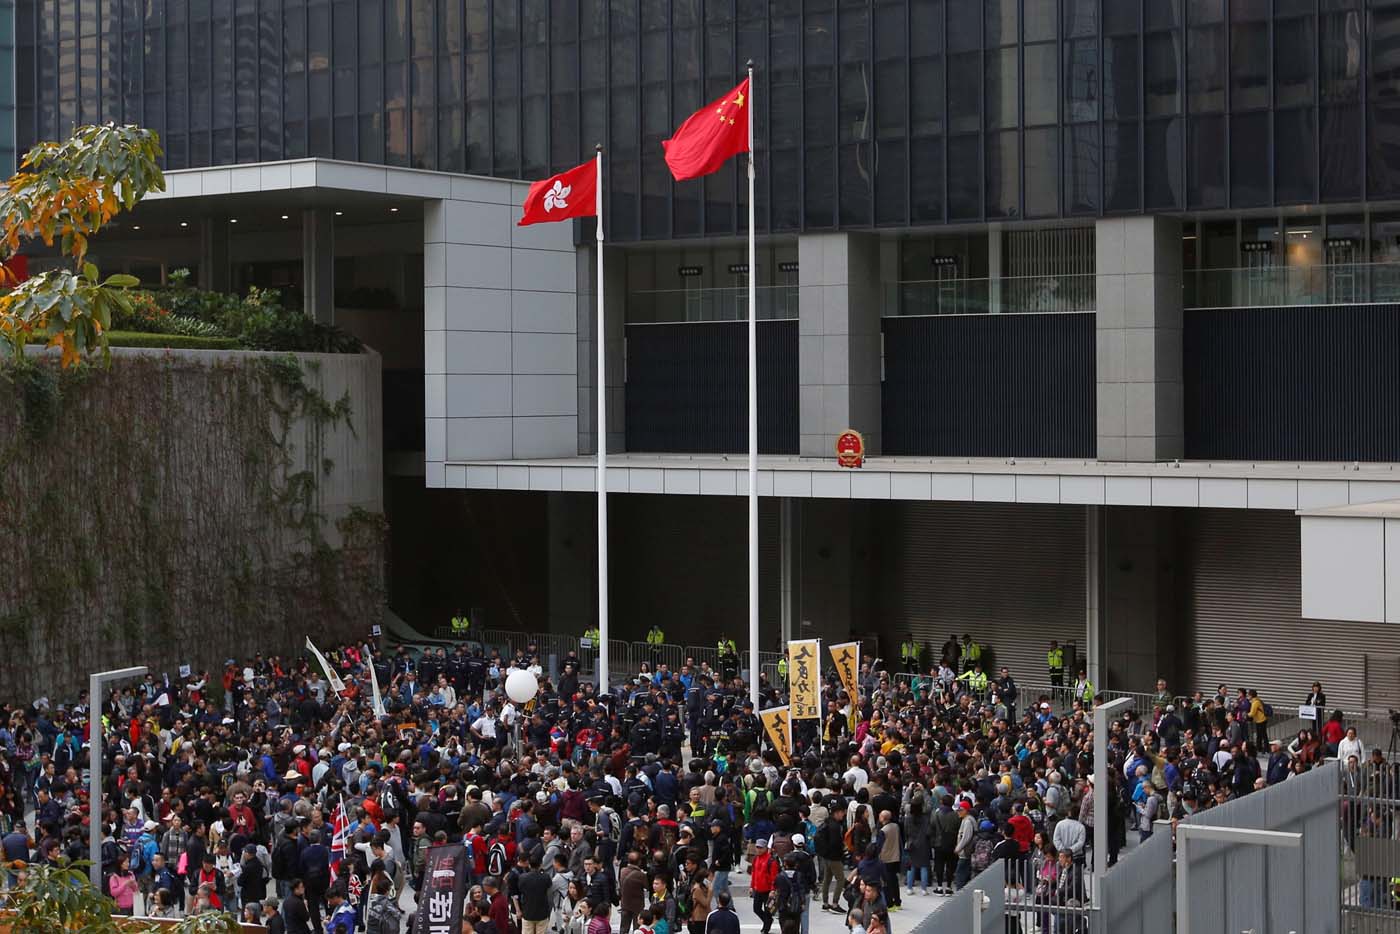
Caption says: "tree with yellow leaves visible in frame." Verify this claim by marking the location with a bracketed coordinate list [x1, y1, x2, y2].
[0, 124, 165, 367]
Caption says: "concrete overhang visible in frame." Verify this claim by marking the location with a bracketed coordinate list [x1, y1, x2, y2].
[440, 451, 1400, 512]
[1298, 498, 1400, 623]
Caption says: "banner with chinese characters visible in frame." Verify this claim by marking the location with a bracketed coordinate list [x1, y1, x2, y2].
[788, 639, 820, 720]
[829, 641, 861, 730]
[759, 705, 793, 765]
[413, 843, 468, 934]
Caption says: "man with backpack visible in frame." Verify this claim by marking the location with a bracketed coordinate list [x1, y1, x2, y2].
[772, 853, 806, 934]
[487, 825, 518, 880]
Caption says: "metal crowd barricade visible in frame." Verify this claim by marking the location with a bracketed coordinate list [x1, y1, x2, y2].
[607, 639, 633, 679]
[629, 641, 687, 673]
[1341, 758, 1400, 928]
[684, 644, 721, 672]
[1002, 858, 1096, 934]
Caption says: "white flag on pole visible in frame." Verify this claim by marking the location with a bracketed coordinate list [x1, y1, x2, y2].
[305, 637, 347, 695]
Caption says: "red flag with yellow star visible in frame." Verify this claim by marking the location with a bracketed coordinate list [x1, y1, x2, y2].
[662, 77, 750, 181]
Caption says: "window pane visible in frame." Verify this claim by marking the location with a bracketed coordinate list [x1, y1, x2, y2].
[985, 0, 1017, 47]
[1105, 121, 1140, 212]
[1145, 31, 1181, 116]
[1187, 25, 1225, 111]
[1065, 123, 1100, 213]
[1187, 113, 1225, 207]
[1144, 116, 1183, 209]
[1276, 17, 1315, 108]
[1025, 126, 1058, 217]
[1369, 103, 1400, 197]
[839, 144, 871, 226]
[1025, 43, 1058, 126]
[910, 137, 944, 222]
[948, 51, 980, 133]
[1105, 35, 1140, 119]
[1321, 12, 1361, 103]
[1321, 104, 1361, 200]
[1231, 21, 1268, 111]
[986, 47, 1017, 129]
[1065, 39, 1098, 123]
[1024, 0, 1056, 42]
[1229, 111, 1269, 206]
[1275, 108, 1316, 203]
[948, 134, 981, 219]
[876, 138, 908, 225]
[910, 57, 945, 135]
[947, 0, 980, 52]
[1146, 0, 1182, 30]
[805, 146, 835, 227]
[985, 129, 1017, 218]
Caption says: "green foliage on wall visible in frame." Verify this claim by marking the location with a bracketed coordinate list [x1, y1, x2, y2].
[0, 350, 386, 698]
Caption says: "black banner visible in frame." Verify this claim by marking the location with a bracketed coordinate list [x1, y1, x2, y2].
[413, 844, 468, 934]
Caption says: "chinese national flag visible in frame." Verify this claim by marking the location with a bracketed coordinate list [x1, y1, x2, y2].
[662, 77, 751, 181]
[518, 159, 597, 226]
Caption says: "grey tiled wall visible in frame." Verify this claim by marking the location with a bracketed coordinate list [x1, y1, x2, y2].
[423, 177, 579, 488]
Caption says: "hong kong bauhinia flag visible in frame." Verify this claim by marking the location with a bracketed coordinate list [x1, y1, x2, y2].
[663, 77, 751, 181]
[518, 158, 598, 226]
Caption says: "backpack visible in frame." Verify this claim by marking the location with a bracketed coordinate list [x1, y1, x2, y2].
[128, 838, 146, 873]
[366, 895, 404, 934]
[598, 807, 621, 844]
[487, 839, 509, 877]
[971, 836, 996, 873]
[748, 788, 772, 814]
[1262, 703, 1273, 719]
[770, 873, 804, 917]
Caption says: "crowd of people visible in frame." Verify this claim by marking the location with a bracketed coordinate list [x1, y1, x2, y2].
[0, 631, 1393, 934]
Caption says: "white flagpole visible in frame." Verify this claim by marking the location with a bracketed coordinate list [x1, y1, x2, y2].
[747, 61, 759, 710]
[595, 144, 609, 697]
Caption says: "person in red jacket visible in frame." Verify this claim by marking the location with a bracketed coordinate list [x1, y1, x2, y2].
[750, 838, 780, 934]
[1007, 804, 1034, 855]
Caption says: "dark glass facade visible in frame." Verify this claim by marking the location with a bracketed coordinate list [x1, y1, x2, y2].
[0, 0, 14, 175]
[9, 0, 1399, 240]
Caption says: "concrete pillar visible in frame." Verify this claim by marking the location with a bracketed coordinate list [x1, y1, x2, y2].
[1085, 505, 1102, 687]
[987, 225, 1003, 314]
[780, 497, 798, 644]
[1101, 506, 1180, 691]
[302, 207, 335, 325]
[798, 232, 883, 458]
[547, 492, 596, 635]
[576, 242, 626, 455]
[1095, 216, 1184, 461]
[198, 217, 230, 293]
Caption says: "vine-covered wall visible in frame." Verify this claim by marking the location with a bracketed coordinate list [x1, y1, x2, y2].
[0, 347, 386, 700]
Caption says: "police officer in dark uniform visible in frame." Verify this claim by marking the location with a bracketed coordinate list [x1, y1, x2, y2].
[732, 701, 760, 750]
[661, 709, 685, 760]
[632, 710, 660, 757]
[466, 649, 488, 695]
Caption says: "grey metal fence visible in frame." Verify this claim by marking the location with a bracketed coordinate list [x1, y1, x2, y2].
[1342, 760, 1400, 931]
[910, 862, 1005, 934]
[1002, 860, 1095, 934]
[1098, 828, 1174, 934]
[1184, 761, 1340, 934]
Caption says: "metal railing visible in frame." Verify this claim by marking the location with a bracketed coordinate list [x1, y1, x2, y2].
[626, 285, 799, 323]
[1342, 760, 1400, 927]
[1003, 859, 1096, 933]
[884, 273, 1096, 317]
[1185, 261, 1400, 309]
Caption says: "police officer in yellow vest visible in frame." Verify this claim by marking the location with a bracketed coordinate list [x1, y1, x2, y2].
[957, 662, 989, 697]
[1047, 640, 1065, 687]
[582, 626, 600, 647]
[958, 634, 982, 673]
[900, 639, 923, 674]
[717, 637, 739, 680]
[776, 655, 788, 683]
[450, 611, 470, 637]
[646, 625, 665, 664]
[1073, 669, 1096, 705]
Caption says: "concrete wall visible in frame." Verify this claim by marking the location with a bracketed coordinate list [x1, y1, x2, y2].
[798, 233, 883, 457]
[423, 178, 579, 487]
[1099, 506, 1181, 690]
[1, 347, 384, 700]
[1096, 216, 1184, 461]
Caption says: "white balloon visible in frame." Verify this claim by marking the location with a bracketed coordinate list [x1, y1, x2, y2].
[504, 668, 539, 704]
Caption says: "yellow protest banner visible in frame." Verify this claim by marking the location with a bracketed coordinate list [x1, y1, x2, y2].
[788, 639, 820, 719]
[759, 705, 793, 765]
[829, 641, 861, 731]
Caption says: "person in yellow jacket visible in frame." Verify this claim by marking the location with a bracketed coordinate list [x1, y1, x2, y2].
[957, 663, 989, 697]
[958, 635, 982, 673]
[776, 656, 788, 683]
[646, 625, 665, 664]
[1247, 689, 1270, 748]
[900, 639, 922, 674]
[1046, 640, 1065, 687]
[1073, 670, 1095, 705]
[582, 626, 600, 646]
[450, 611, 470, 636]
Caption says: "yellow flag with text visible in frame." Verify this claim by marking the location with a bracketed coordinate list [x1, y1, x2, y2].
[788, 639, 820, 720]
[829, 641, 861, 731]
[759, 705, 793, 765]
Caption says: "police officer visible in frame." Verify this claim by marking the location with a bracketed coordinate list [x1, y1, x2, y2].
[717, 638, 740, 682]
[776, 655, 788, 684]
[661, 708, 685, 759]
[1047, 640, 1065, 689]
[958, 634, 982, 673]
[632, 710, 661, 756]
[900, 638, 923, 674]
[582, 626, 601, 646]
[450, 610, 470, 638]
[646, 625, 666, 665]
[957, 662, 989, 698]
